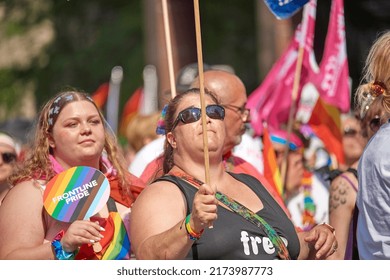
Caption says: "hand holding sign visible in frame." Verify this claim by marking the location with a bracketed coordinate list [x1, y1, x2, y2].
[44, 166, 110, 254]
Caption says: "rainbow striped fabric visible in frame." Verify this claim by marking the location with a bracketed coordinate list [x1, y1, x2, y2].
[100, 212, 131, 260]
[75, 212, 131, 260]
[262, 126, 284, 198]
[308, 97, 344, 165]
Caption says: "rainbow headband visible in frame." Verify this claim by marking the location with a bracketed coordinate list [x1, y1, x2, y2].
[270, 134, 300, 151]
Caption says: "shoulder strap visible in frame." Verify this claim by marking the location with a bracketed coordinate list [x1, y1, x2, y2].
[347, 168, 358, 179]
[107, 197, 118, 212]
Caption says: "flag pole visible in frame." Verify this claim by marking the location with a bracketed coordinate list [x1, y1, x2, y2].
[280, 4, 310, 193]
[162, 0, 177, 99]
[194, 0, 213, 229]
[193, 0, 210, 186]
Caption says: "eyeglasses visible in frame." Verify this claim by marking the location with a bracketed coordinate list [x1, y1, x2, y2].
[171, 104, 225, 131]
[1, 152, 17, 164]
[223, 104, 250, 121]
[369, 115, 381, 133]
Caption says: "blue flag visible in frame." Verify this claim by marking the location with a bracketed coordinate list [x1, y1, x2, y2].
[264, 0, 309, 19]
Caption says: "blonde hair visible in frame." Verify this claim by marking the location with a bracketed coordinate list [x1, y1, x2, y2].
[355, 31, 390, 115]
[126, 112, 160, 152]
[10, 90, 131, 198]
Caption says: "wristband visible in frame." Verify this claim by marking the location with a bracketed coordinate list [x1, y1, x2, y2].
[51, 230, 77, 260]
[185, 214, 204, 241]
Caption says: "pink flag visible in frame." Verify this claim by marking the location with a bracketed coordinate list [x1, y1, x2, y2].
[247, 0, 318, 136]
[310, 0, 350, 113]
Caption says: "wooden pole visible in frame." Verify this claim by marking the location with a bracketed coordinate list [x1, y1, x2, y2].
[193, 0, 210, 186]
[280, 4, 310, 193]
[162, 0, 177, 99]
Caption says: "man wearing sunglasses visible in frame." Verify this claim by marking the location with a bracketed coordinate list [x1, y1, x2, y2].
[0, 132, 18, 205]
[190, 70, 288, 215]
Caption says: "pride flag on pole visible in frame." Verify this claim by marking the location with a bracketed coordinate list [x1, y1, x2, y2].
[264, 0, 309, 19]
[248, 0, 317, 136]
[310, 0, 350, 112]
[119, 87, 144, 137]
[91, 82, 109, 110]
[262, 125, 284, 198]
[308, 96, 344, 165]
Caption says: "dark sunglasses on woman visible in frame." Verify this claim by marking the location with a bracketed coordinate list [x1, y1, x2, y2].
[1, 152, 17, 164]
[171, 104, 225, 131]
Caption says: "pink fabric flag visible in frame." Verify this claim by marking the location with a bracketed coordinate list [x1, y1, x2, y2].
[247, 0, 318, 136]
[310, 0, 350, 113]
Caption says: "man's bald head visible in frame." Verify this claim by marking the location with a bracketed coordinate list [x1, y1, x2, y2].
[190, 70, 249, 153]
[190, 70, 246, 103]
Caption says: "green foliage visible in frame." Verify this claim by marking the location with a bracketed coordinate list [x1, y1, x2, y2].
[201, 0, 258, 92]
[35, 0, 144, 110]
[1, 0, 258, 123]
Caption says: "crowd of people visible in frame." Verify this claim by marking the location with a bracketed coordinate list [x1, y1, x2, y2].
[1, 30, 390, 260]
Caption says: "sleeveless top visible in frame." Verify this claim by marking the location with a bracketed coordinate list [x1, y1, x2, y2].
[155, 173, 300, 260]
[340, 168, 359, 260]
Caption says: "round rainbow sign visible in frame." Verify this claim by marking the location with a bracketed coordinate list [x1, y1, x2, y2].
[43, 166, 110, 223]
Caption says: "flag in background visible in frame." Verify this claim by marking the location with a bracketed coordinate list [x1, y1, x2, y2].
[119, 87, 144, 137]
[247, 0, 318, 136]
[262, 125, 284, 198]
[307, 96, 344, 165]
[264, 0, 309, 19]
[310, 0, 350, 113]
[91, 82, 109, 110]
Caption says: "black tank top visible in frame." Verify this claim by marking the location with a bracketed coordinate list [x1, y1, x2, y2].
[155, 173, 300, 260]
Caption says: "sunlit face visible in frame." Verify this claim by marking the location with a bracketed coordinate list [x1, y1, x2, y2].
[0, 144, 16, 184]
[221, 83, 248, 152]
[342, 116, 366, 164]
[167, 94, 225, 161]
[49, 100, 105, 169]
[223, 100, 248, 151]
[192, 71, 249, 154]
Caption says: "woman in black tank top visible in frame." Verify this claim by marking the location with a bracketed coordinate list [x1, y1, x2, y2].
[130, 88, 337, 260]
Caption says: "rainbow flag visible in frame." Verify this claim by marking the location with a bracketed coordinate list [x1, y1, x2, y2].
[308, 97, 344, 165]
[91, 82, 109, 109]
[119, 87, 144, 137]
[262, 126, 283, 198]
[75, 211, 131, 260]
[101, 212, 131, 260]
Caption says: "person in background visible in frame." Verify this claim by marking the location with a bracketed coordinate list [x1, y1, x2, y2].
[0, 90, 145, 260]
[328, 86, 389, 260]
[130, 88, 337, 260]
[0, 131, 19, 205]
[126, 111, 162, 172]
[337, 114, 366, 171]
[355, 30, 390, 259]
[271, 129, 330, 231]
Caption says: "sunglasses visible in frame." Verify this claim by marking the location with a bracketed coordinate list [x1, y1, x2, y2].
[171, 104, 225, 131]
[343, 127, 359, 137]
[1, 152, 17, 164]
[369, 115, 381, 133]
